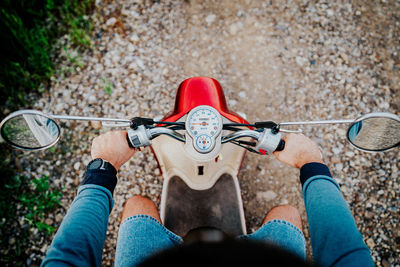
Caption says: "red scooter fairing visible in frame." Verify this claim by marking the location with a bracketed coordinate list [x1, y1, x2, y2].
[162, 77, 250, 124]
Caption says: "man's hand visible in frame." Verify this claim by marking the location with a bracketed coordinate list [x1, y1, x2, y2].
[273, 133, 324, 169]
[91, 131, 135, 170]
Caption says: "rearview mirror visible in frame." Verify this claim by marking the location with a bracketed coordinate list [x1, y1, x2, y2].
[347, 112, 400, 152]
[0, 110, 61, 151]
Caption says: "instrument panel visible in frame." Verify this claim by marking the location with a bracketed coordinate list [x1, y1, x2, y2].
[186, 106, 223, 154]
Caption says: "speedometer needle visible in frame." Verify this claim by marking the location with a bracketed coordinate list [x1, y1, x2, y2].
[192, 123, 208, 125]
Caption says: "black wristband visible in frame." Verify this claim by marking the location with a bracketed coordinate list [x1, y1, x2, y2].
[82, 169, 118, 195]
[300, 162, 332, 186]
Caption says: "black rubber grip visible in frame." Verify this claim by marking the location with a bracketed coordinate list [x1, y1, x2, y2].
[126, 133, 134, 148]
[275, 140, 285, 151]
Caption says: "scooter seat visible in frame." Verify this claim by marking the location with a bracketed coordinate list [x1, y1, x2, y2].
[163, 174, 245, 237]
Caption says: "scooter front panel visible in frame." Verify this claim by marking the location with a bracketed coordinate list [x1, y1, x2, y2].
[152, 117, 248, 237]
[151, 117, 247, 189]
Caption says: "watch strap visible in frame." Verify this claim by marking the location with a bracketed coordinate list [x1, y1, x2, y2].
[87, 158, 117, 176]
[83, 159, 118, 195]
[300, 162, 332, 186]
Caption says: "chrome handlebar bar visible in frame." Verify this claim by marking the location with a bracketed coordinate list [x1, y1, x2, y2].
[148, 127, 185, 142]
[221, 130, 261, 143]
[151, 128, 263, 144]
[127, 126, 282, 154]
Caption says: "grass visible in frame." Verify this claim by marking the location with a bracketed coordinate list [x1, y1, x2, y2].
[19, 175, 62, 235]
[102, 78, 114, 95]
[0, 0, 95, 114]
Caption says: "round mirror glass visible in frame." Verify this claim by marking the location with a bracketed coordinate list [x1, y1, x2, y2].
[0, 111, 60, 150]
[347, 113, 400, 152]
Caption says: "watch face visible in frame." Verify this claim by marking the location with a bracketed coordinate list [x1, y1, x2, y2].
[89, 159, 102, 169]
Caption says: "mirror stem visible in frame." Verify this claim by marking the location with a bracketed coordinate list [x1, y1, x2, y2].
[279, 119, 354, 126]
[50, 115, 130, 123]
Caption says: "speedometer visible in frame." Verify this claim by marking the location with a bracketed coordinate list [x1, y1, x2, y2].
[186, 105, 223, 153]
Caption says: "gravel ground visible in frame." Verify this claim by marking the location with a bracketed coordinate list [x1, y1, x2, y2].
[8, 0, 400, 266]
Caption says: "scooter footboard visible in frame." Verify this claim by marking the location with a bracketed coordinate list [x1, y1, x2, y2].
[163, 174, 246, 237]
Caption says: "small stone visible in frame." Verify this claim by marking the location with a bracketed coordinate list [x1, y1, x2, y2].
[378, 169, 386, 176]
[280, 199, 289, 205]
[129, 34, 140, 42]
[41, 244, 48, 253]
[336, 128, 346, 136]
[257, 190, 277, 202]
[335, 163, 343, 171]
[339, 53, 349, 64]
[238, 91, 247, 98]
[381, 259, 390, 267]
[228, 99, 238, 106]
[90, 121, 102, 130]
[296, 56, 308, 67]
[73, 162, 81, 171]
[136, 58, 145, 69]
[88, 95, 97, 104]
[341, 185, 348, 193]
[366, 238, 375, 247]
[192, 51, 199, 58]
[326, 9, 334, 16]
[55, 213, 64, 223]
[331, 157, 340, 164]
[365, 211, 374, 219]
[345, 151, 355, 158]
[229, 23, 238, 35]
[106, 17, 117, 26]
[9, 237, 16, 245]
[45, 218, 54, 225]
[205, 14, 216, 25]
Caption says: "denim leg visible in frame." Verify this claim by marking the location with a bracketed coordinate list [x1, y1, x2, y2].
[114, 215, 182, 267]
[239, 219, 306, 260]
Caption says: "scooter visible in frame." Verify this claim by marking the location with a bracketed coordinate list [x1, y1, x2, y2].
[1, 77, 399, 240]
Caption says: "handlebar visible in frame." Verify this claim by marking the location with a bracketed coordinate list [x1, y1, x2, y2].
[221, 130, 261, 143]
[275, 140, 285, 151]
[127, 125, 284, 154]
[148, 127, 185, 142]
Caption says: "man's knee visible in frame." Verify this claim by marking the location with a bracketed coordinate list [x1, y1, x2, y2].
[123, 195, 152, 209]
[121, 195, 161, 223]
[263, 204, 303, 232]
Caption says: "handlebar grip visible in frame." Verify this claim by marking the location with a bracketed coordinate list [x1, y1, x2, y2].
[126, 132, 134, 148]
[275, 139, 285, 152]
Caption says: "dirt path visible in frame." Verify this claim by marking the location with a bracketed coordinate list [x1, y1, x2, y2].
[17, 0, 399, 266]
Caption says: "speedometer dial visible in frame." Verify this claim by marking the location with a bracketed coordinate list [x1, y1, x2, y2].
[186, 105, 223, 153]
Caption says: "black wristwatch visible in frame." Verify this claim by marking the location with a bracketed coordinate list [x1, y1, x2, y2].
[86, 158, 117, 175]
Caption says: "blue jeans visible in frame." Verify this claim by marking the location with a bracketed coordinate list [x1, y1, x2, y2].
[42, 175, 374, 267]
[114, 215, 306, 267]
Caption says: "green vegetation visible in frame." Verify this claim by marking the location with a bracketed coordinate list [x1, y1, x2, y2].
[0, 146, 62, 265]
[0, 0, 95, 265]
[0, 0, 95, 113]
[20, 175, 62, 235]
[102, 77, 114, 95]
